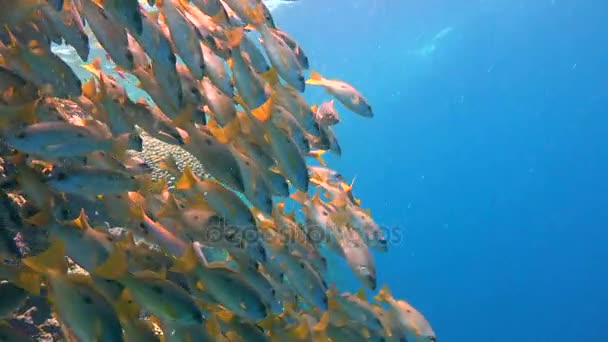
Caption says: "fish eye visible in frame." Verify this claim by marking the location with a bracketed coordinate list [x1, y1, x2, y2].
[190, 87, 198, 94]
[126, 51, 134, 63]
[56, 172, 67, 181]
[15, 131, 26, 139]
[271, 288, 276, 296]
[82, 295, 93, 304]
[192, 311, 203, 323]
[298, 261, 305, 269]
[151, 285, 163, 294]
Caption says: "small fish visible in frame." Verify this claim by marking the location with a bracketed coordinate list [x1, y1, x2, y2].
[159, 0, 206, 79]
[188, 261, 269, 321]
[129, 205, 188, 257]
[239, 32, 271, 73]
[120, 271, 204, 325]
[101, 0, 144, 36]
[181, 124, 245, 193]
[257, 24, 305, 92]
[306, 70, 373, 117]
[47, 166, 138, 198]
[78, 0, 134, 70]
[274, 84, 320, 137]
[132, 10, 183, 109]
[21, 240, 124, 342]
[312, 100, 340, 126]
[176, 166, 255, 228]
[40, 2, 90, 61]
[336, 226, 377, 290]
[5, 121, 138, 159]
[0, 0, 46, 26]
[273, 28, 309, 70]
[375, 286, 437, 342]
[232, 148, 274, 215]
[0, 34, 81, 97]
[265, 120, 309, 192]
[200, 41, 233, 96]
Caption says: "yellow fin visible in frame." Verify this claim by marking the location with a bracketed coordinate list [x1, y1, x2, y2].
[207, 116, 240, 144]
[175, 165, 198, 190]
[306, 70, 325, 85]
[308, 150, 327, 166]
[169, 244, 198, 274]
[374, 284, 392, 303]
[71, 208, 89, 230]
[156, 195, 179, 219]
[205, 314, 222, 336]
[22, 237, 67, 275]
[215, 308, 234, 322]
[24, 209, 52, 226]
[14, 268, 41, 296]
[261, 67, 279, 85]
[82, 58, 103, 78]
[313, 311, 330, 332]
[250, 94, 274, 122]
[289, 190, 308, 204]
[289, 321, 310, 340]
[93, 246, 128, 280]
[355, 288, 367, 301]
[310, 104, 318, 113]
[114, 290, 139, 320]
[81, 77, 97, 100]
[171, 104, 194, 129]
[225, 27, 244, 48]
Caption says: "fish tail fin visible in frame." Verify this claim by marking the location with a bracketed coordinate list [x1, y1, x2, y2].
[211, 8, 228, 24]
[156, 195, 180, 219]
[171, 104, 194, 129]
[92, 245, 129, 280]
[81, 77, 97, 100]
[313, 311, 330, 332]
[290, 190, 308, 204]
[247, 3, 267, 26]
[109, 133, 132, 160]
[0, 100, 38, 126]
[114, 289, 139, 321]
[21, 237, 67, 275]
[82, 57, 103, 78]
[169, 243, 198, 274]
[23, 206, 53, 227]
[207, 116, 240, 144]
[175, 165, 197, 190]
[308, 150, 327, 166]
[14, 267, 42, 296]
[225, 27, 244, 48]
[261, 67, 279, 85]
[374, 284, 393, 303]
[251, 94, 274, 122]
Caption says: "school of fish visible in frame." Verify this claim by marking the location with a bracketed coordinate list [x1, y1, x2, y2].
[0, 0, 437, 341]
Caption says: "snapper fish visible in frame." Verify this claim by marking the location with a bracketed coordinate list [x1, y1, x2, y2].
[306, 70, 373, 117]
[312, 100, 340, 126]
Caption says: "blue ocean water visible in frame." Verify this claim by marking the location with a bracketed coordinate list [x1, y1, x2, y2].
[273, 0, 608, 341]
